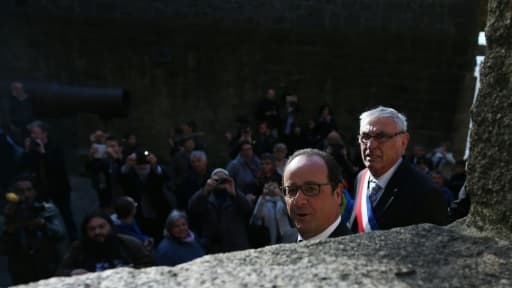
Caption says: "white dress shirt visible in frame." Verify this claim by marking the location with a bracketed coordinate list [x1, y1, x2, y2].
[297, 216, 341, 242]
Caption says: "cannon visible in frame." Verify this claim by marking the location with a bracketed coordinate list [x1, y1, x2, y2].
[1, 81, 130, 118]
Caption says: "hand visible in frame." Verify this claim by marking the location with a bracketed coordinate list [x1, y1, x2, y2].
[36, 139, 46, 154]
[147, 153, 158, 168]
[222, 176, 237, 196]
[88, 145, 98, 159]
[71, 269, 89, 276]
[106, 147, 121, 160]
[246, 193, 256, 204]
[204, 178, 217, 195]
[263, 182, 280, 196]
[144, 238, 154, 250]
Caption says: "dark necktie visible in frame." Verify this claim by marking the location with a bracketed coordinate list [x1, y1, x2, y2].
[368, 179, 382, 207]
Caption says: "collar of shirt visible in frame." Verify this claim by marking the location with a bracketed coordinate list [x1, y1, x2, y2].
[297, 216, 341, 242]
[369, 158, 402, 191]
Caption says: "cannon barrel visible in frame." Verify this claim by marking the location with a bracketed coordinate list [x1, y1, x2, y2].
[2, 81, 130, 118]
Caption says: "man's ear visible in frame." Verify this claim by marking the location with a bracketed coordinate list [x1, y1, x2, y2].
[334, 184, 343, 205]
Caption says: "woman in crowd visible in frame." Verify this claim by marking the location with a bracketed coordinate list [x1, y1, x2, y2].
[154, 210, 204, 266]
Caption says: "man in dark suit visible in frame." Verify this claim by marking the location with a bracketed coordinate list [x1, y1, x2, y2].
[350, 106, 448, 233]
[282, 148, 352, 243]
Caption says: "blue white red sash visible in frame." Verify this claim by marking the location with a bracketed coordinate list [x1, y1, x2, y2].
[355, 169, 380, 233]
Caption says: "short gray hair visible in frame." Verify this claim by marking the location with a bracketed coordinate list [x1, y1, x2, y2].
[273, 142, 287, 153]
[164, 210, 188, 236]
[26, 120, 49, 132]
[190, 150, 207, 161]
[359, 106, 407, 132]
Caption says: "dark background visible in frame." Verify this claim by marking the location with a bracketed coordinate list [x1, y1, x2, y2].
[0, 0, 484, 167]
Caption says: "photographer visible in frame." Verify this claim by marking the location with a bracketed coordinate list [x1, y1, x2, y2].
[188, 168, 252, 254]
[20, 120, 76, 241]
[86, 133, 124, 208]
[0, 175, 67, 285]
[120, 149, 171, 244]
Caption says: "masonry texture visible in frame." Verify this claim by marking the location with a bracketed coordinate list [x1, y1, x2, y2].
[0, 0, 480, 163]
[17, 224, 512, 288]
[466, 0, 512, 235]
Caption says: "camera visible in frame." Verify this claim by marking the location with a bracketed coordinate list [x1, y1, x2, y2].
[28, 139, 42, 152]
[5, 194, 46, 219]
[215, 178, 228, 185]
[92, 143, 107, 159]
[135, 149, 150, 165]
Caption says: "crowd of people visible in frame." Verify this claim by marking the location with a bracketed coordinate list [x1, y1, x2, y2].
[0, 83, 469, 285]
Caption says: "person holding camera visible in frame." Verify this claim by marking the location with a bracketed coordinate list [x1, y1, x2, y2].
[86, 133, 125, 209]
[0, 175, 67, 285]
[249, 181, 296, 248]
[188, 168, 252, 254]
[20, 120, 76, 241]
[86, 129, 111, 208]
[120, 149, 171, 244]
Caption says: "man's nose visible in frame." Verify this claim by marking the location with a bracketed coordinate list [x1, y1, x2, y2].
[292, 190, 309, 206]
[365, 137, 380, 148]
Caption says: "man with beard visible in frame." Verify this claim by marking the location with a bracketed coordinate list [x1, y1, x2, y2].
[188, 168, 252, 254]
[350, 106, 447, 233]
[57, 211, 153, 276]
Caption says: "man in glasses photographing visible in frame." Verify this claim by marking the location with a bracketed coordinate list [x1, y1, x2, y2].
[282, 149, 352, 242]
[350, 106, 448, 233]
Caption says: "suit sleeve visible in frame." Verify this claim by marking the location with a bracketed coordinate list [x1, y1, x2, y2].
[425, 185, 449, 226]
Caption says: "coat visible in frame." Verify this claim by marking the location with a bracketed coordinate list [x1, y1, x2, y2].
[350, 161, 448, 232]
[188, 189, 252, 254]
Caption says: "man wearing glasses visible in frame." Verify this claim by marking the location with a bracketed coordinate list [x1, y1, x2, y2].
[282, 149, 352, 242]
[350, 106, 448, 233]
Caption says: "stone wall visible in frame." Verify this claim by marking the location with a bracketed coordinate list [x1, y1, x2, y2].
[19, 224, 512, 288]
[467, 0, 512, 235]
[0, 1, 480, 164]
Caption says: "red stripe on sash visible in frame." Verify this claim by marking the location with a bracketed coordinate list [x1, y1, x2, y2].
[355, 169, 368, 233]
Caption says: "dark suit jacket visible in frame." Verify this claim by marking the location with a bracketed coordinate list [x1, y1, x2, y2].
[351, 161, 448, 232]
[120, 168, 171, 221]
[281, 219, 352, 243]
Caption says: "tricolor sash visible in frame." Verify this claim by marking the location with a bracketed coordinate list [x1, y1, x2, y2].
[355, 169, 380, 233]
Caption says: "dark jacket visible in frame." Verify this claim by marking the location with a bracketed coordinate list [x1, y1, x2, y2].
[120, 167, 170, 221]
[56, 234, 154, 276]
[0, 201, 67, 285]
[20, 142, 71, 204]
[281, 220, 352, 243]
[154, 233, 204, 266]
[351, 161, 448, 232]
[188, 188, 252, 254]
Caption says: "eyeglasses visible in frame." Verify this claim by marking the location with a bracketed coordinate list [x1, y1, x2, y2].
[358, 131, 405, 144]
[281, 183, 331, 198]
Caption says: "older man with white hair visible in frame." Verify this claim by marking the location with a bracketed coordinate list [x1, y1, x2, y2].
[350, 106, 448, 233]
